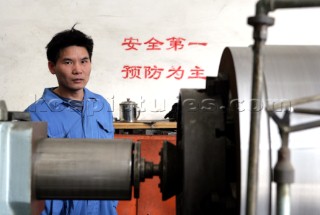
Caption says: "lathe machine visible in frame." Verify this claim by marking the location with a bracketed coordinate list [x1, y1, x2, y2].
[2, 1, 320, 215]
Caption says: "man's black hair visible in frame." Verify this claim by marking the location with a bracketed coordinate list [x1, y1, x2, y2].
[46, 25, 94, 64]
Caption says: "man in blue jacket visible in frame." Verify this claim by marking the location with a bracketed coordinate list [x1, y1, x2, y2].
[26, 26, 118, 215]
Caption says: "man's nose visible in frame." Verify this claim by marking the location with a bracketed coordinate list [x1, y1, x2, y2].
[72, 62, 82, 74]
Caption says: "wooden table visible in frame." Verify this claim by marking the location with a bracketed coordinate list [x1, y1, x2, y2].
[113, 120, 177, 129]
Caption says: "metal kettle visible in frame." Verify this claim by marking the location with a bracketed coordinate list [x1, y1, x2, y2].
[119, 98, 140, 122]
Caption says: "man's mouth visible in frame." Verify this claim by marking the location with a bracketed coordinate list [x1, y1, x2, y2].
[72, 78, 84, 83]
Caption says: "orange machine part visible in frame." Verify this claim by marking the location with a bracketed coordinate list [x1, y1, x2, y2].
[115, 134, 176, 215]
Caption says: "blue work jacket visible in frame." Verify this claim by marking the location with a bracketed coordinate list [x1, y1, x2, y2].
[26, 88, 117, 215]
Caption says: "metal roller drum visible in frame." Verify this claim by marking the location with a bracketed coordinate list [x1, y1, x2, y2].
[218, 46, 320, 215]
[33, 138, 133, 200]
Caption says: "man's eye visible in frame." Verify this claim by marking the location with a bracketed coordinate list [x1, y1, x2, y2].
[64, 61, 72, 65]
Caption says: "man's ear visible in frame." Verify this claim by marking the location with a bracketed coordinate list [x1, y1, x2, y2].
[48, 61, 56, 74]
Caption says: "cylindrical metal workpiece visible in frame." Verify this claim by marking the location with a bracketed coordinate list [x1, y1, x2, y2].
[33, 138, 133, 200]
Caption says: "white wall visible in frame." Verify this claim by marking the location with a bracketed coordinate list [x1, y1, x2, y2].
[1, 0, 320, 120]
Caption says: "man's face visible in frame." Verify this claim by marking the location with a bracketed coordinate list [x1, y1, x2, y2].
[48, 46, 91, 92]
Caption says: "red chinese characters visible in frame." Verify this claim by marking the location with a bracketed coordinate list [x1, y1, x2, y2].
[144, 37, 164, 50]
[188, 42, 207, 46]
[122, 65, 142, 79]
[144, 66, 164, 79]
[121, 37, 207, 51]
[188, 66, 206, 79]
[121, 36, 208, 80]
[121, 37, 142, 50]
[166, 66, 184, 80]
[166, 37, 186, 51]
[122, 65, 205, 80]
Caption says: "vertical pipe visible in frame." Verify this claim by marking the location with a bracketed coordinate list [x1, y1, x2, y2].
[246, 30, 267, 215]
[276, 184, 291, 215]
[275, 112, 291, 215]
[246, 5, 274, 213]
[274, 125, 293, 215]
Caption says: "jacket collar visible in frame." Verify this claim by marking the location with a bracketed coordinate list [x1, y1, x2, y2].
[42, 87, 97, 110]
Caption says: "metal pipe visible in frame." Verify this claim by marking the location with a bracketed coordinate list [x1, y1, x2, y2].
[267, 94, 320, 111]
[293, 108, 320, 115]
[246, 9, 274, 214]
[288, 120, 320, 132]
[270, 0, 320, 11]
[273, 110, 293, 215]
[276, 184, 291, 215]
[260, 0, 320, 12]
[246, 38, 266, 215]
[274, 147, 294, 215]
[33, 138, 133, 200]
